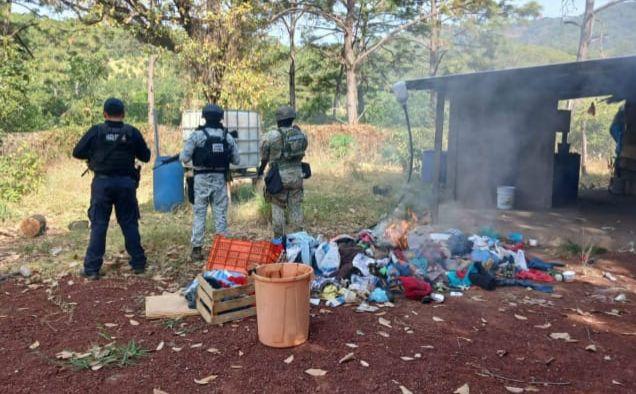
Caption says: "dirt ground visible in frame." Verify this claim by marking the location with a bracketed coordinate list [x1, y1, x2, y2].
[1, 250, 634, 393]
[439, 190, 636, 251]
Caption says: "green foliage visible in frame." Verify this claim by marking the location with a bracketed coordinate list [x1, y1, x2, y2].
[66, 340, 147, 370]
[558, 239, 608, 259]
[329, 134, 355, 158]
[0, 39, 37, 135]
[0, 144, 42, 203]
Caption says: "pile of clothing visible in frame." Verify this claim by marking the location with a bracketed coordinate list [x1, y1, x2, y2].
[281, 226, 566, 307]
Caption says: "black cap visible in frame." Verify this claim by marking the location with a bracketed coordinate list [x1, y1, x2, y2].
[202, 104, 224, 120]
[103, 98, 125, 116]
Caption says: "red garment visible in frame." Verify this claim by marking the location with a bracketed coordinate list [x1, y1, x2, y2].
[399, 276, 432, 300]
[516, 269, 554, 283]
[456, 268, 467, 279]
[228, 276, 248, 286]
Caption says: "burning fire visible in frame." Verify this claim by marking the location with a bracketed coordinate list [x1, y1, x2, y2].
[384, 209, 430, 250]
[385, 220, 411, 249]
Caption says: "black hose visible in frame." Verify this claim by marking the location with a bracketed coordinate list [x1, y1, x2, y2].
[401, 103, 414, 183]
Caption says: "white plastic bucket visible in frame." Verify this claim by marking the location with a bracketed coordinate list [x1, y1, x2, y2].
[497, 186, 515, 210]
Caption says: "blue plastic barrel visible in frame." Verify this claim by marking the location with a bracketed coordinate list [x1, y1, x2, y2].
[153, 156, 184, 211]
[421, 150, 447, 183]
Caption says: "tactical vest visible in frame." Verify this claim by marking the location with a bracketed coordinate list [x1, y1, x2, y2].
[192, 127, 231, 171]
[89, 124, 135, 175]
[274, 126, 307, 164]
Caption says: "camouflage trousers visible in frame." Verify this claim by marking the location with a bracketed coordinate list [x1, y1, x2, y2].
[191, 173, 228, 247]
[269, 188, 304, 238]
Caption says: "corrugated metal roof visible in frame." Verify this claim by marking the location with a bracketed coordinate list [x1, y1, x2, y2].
[404, 55, 636, 100]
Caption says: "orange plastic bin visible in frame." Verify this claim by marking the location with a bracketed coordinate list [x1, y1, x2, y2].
[253, 263, 313, 348]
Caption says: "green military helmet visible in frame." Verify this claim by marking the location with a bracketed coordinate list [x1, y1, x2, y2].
[275, 105, 296, 122]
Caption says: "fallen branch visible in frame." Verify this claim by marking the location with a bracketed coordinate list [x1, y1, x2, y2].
[468, 363, 571, 386]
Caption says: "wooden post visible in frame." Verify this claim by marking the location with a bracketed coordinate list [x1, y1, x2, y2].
[432, 90, 446, 224]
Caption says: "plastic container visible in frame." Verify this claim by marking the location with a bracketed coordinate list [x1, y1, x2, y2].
[206, 236, 282, 274]
[497, 186, 516, 210]
[153, 156, 184, 211]
[253, 263, 313, 348]
[563, 270, 576, 282]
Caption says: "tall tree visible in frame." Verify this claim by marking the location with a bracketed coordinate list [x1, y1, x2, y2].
[280, 1, 432, 125]
[272, 0, 304, 110]
[563, 0, 628, 174]
[55, 0, 266, 102]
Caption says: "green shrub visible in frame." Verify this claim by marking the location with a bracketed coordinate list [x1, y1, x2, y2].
[0, 144, 43, 202]
[329, 134, 355, 158]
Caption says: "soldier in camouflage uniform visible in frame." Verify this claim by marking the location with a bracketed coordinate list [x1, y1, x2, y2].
[258, 106, 309, 238]
[180, 104, 240, 261]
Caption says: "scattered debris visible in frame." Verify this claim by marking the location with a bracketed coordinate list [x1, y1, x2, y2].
[378, 317, 392, 328]
[339, 352, 355, 364]
[585, 344, 597, 352]
[432, 316, 444, 322]
[284, 355, 294, 364]
[305, 368, 327, 377]
[194, 374, 218, 385]
[28, 340, 40, 350]
[129, 319, 140, 326]
[550, 332, 577, 342]
[454, 383, 470, 394]
[155, 342, 164, 351]
[534, 322, 551, 329]
[360, 360, 369, 367]
[614, 293, 626, 302]
[345, 343, 358, 348]
[514, 314, 527, 321]
[378, 331, 390, 338]
[505, 387, 524, 393]
[399, 385, 413, 394]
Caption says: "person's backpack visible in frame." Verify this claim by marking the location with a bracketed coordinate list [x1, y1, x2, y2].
[192, 128, 231, 170]
[278, 126, 307, 161]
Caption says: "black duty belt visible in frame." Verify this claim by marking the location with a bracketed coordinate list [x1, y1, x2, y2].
[194, 168, 227, 175]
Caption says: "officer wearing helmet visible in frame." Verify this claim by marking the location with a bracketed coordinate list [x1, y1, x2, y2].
[180, 104, 240, 261]
[258, 105, 309, 238]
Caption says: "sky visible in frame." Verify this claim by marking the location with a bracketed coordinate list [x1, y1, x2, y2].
[514, 0, 619, 17]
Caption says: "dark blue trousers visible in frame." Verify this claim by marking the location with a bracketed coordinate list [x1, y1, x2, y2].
[84, 176, 146, 275]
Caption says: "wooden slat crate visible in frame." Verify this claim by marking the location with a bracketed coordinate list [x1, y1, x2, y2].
[195, 274, 256, 325]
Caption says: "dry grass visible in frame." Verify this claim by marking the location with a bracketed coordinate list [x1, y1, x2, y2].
[2, 124, 406, 279]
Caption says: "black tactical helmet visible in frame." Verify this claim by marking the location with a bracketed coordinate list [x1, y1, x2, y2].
[202, 104, 224, 120]
[275, 105, 296, 122]
[103, 97, 125, 116]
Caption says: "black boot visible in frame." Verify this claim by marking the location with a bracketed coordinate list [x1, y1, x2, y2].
[191, 247, 203, 262]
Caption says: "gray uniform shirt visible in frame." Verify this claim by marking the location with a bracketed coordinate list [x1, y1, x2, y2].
[180, 127, 241, 169]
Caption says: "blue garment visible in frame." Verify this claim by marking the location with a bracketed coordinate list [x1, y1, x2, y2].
[447, 264, 475, 288]
[286, 231, 317, 265]
[495, 278, 553, 293]
[610, 109, 625, 157]
[368, 288, 390, 303]
[527, 257, 558, 271]
[84, 176, 146, 275]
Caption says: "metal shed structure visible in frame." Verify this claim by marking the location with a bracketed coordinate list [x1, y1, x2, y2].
[402, 55, 636, 218]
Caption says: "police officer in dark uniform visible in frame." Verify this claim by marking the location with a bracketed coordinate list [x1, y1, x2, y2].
[72, 98, 151, 280]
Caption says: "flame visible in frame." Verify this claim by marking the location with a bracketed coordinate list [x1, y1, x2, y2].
[385, 220, 411, 249]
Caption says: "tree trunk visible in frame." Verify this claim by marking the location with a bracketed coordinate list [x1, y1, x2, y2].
[345, 64, 359, 125]
[289, 28, 296, 110]
[577, 0, 595, 174]
[428, 0, 441, 119]
[343, 0, 358, 125]
[581, 117, 589, 175]
[577, 0, 595, 61]
[147, 54, 157, 129]
[332, 65, 343, 119]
